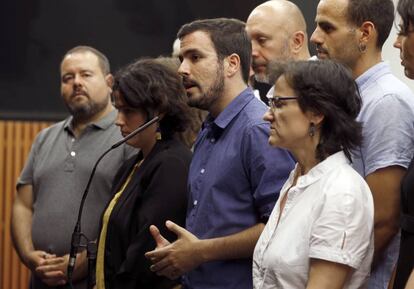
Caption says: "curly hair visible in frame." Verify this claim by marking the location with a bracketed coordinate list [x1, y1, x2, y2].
[155, 56, 208, 147]
[113, 58, 190, 140]
[269, 60, 363, 162]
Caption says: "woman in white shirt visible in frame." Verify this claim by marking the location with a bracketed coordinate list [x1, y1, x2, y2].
[253, 60, 374, 289]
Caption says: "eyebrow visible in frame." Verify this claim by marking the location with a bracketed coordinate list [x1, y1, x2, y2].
[62, 69, 94, 76]
[250, 30, 270, 38]
[180, 48, 203, 57]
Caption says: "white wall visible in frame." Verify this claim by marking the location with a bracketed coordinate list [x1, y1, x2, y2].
[382, 0, 414, 91]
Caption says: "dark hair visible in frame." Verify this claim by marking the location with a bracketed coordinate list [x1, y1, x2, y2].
[113, 58, 190, 139]
[177, 18, 252, 83]
[62, 46, 110, 75]
[269, 60, 362, 162]
[347, 0, 394, 48]
[397, 0, 414, 35]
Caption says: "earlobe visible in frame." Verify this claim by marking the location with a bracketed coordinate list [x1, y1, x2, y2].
[307, 111, 324, 126]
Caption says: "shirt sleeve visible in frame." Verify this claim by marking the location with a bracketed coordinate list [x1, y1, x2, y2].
[361, 94, 414, 176]
[17, 130, 43, 188]
[309, 172, 374, 269]
[243, 122, 295, 220]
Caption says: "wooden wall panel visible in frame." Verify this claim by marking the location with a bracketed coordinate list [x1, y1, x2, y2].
[0, 120, 52, 289]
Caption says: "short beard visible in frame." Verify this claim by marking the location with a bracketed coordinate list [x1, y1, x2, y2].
[254, 73, 269, 84]
[66, 98, 108, 122]
[188, 63, 225, 111]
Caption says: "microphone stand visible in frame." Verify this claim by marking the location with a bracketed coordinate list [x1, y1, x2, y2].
[67, 116, 159, 289]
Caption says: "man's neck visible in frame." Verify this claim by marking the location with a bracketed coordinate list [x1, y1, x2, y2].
[209, 80, 248, 118]
[352, 50, 382, 79]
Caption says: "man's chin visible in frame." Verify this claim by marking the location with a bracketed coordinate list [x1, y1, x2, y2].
[187, 95, 210, 111]
[254, 73, 269, 84]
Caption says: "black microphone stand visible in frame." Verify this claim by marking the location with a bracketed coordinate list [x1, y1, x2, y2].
[67, 116, 159, 289]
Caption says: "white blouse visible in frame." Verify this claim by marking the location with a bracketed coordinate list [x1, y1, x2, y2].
[253, 151, 374, 289]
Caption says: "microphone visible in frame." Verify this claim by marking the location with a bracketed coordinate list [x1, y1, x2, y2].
[67, 116, 159, 285]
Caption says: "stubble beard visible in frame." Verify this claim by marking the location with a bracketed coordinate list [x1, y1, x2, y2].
[187, 65, 225, 111]
[254, 40, 292, 84]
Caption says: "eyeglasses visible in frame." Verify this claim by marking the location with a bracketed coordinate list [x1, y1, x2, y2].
[268, 95, 298, 110]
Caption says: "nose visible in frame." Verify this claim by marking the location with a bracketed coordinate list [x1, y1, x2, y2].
[394, 35, 402, 49]
[263, 108, 274, 122]
[73, 73, 83, 86]
[115, 111, 125, 127]
[178, 59, 190, 76]
[310, 27, 321, 45]
[251, 40, 260, 58]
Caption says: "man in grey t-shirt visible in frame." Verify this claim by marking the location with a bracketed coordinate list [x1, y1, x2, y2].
[11, 46, 134, 289]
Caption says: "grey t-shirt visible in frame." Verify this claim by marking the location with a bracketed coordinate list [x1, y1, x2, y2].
[17, 109, 135, 288]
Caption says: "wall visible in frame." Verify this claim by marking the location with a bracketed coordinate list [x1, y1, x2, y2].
[0, 120, 52, 289]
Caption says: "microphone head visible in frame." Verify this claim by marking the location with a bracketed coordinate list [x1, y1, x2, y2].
[111, 116, 159, 149]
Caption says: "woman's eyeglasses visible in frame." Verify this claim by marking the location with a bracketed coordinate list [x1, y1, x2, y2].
[268, 96, 298, 110]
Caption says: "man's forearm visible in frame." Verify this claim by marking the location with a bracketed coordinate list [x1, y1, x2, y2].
[373, 222, 399, 263]
[365, 166, 405, 264]
[11, 201, 35, 267]
[199, 223, 265, 262]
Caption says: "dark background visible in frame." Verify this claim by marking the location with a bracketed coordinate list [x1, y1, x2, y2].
[0, 0, 317, 121]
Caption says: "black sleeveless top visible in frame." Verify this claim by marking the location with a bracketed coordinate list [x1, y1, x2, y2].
[394, 157, 414, 289]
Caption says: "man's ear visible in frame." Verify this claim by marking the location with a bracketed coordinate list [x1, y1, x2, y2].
[358, 21, 375, 48]
[290, 31, 306, 54]
[225, 53, 241, 78]
[105, 74, 114, 90]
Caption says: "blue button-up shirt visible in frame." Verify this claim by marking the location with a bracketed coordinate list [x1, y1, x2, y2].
[183, 88, 295, 289]
[351, 62, 414, 289]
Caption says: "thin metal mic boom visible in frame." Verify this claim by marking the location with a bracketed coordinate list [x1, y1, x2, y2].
[67, 115, 159, 284]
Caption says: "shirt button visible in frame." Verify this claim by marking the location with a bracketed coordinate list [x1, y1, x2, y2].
[210, 138, 215, 143]
[70, 151, 76, 157]
[71, 138, 75, 142]
[193, 200, 198, 206]
[200, 168, 205, 174]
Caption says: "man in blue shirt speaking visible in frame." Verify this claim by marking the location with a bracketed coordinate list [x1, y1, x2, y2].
[145, 18, 295, 288]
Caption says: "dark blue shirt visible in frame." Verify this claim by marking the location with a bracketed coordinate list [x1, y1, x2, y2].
[183, 88, 295, 289]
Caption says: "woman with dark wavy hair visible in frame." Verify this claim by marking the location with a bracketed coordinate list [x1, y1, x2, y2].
[253, 60, 374, 289]
[95, 58, 192, 289]
[393, 1, 414, 288]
